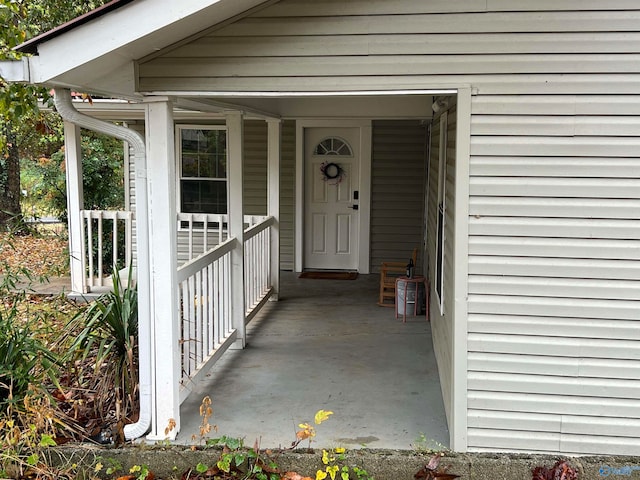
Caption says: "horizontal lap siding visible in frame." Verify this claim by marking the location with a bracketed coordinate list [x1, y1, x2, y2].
[468, 86, 640, 453]
[243, 119, 296, 270]
[138, 4, 640, 95]
[280, 120, 295, 270]
[244, 121, 268, 216]
[468, 90, 640, 454]
[138, 0, 640, 455]
[370, 120, 426, 272]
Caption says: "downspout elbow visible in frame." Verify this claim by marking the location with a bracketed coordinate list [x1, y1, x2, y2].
[54, 88, 152, 440]
[53, 90, 145, 153]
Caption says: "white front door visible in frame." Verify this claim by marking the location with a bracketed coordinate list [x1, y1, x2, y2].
[304, 127, 360, 270]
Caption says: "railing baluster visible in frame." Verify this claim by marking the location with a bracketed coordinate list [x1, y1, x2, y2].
[213, 259, 219, 348]
[225, 254, 232, 336]
[97, 211, 103, 286]
[189, 273, 197, 375]
[203, 216, 208, 254]
[179, 280, 186, 377]
[112, 213, 119, 273]
[125, 212, 133, 269]
[195, 269, 203, 366]
[206, 263, 213, 353]
[87, 213, 94, 289]
[80, 210, 133, 290]
[188, 216, 193, 261]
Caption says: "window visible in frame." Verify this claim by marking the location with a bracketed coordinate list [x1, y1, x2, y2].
[178, 126, 227, 214]
[313, 137, 353, 156]
[435, 112, 447, 314]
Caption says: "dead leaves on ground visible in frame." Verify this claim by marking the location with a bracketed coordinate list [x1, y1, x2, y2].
[0, 232, 69, 277]
[532, 460, 578, 480]
[282, 473, 313, 480]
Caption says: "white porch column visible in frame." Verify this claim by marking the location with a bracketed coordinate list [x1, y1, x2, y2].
[144, 98, 181, 440]
[267, 119, 281, 300]
[63, 121, 86, 294]
[226, 111, 246, 349]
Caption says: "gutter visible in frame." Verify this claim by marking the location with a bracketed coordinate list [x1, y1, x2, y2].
[15, 0, 135, 55]
[54, 88, 152, 440]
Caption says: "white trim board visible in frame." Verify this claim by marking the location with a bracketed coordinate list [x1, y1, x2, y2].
[451, 87, 472, 452]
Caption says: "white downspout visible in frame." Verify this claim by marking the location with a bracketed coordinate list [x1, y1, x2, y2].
[54, 89, 152, 440]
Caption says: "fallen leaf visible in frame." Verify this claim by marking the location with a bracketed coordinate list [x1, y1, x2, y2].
[283, 472, 313, 480]
[314, 410, 334, 425]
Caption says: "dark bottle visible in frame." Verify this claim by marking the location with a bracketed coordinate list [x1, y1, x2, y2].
[406, 258, 414, 278]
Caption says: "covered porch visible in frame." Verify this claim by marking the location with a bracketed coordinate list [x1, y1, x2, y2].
[54, 87, 453, 445]
[178, 271, 448, 449]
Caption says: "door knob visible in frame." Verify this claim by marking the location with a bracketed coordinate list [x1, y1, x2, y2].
[348, 205, 359, 210]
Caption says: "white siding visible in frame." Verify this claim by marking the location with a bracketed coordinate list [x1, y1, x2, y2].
[138, 2, 640, 95]
[370, 120, 426, 272]
[279, 120, 296, 271]
[467, 87, 640, 454]
[138, 0, 640, 455]
[243, 120, 268, 216]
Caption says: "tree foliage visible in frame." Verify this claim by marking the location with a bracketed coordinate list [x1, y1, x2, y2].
[0, 0, 111, 228]
[24, 131, 124, 224]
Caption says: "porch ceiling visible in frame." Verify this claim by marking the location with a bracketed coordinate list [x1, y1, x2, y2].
[190, 93, 437, 119]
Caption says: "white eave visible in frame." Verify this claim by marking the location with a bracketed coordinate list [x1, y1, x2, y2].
[18, 0, 271, 98]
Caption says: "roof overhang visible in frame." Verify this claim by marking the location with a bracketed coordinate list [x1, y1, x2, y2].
[13, 0, 272, 99]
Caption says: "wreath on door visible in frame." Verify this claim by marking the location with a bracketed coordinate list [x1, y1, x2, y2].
[320, 162, 346, 184]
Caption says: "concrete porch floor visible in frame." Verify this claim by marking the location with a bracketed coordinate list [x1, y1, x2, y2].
[177, 272, 449, 450]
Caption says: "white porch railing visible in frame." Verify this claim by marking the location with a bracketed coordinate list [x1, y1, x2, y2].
[244, 216, 275, 320]
[78, 210, 275, 403]
[81, 210, 133, 289]
[80, 211, 265, 289]
[177, 216, 275, 403]
[177, 238, 235, 403]
[177, 213, 267, 264]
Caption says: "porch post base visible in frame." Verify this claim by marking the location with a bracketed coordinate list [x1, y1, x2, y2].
[146, 429, 178, 442]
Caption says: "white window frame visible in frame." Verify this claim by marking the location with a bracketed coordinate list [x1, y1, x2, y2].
[176, 124, 228, 218]
[435, 111, 448, 314]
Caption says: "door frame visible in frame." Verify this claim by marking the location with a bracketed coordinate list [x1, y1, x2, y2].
[295, 119, 372, 273]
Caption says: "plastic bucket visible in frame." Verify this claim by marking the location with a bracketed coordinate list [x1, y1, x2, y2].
[396, 279, 425, 316]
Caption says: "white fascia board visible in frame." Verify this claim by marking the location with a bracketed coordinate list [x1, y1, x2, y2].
[0, 59, 30, 82]
[27, 0, 268, 91]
